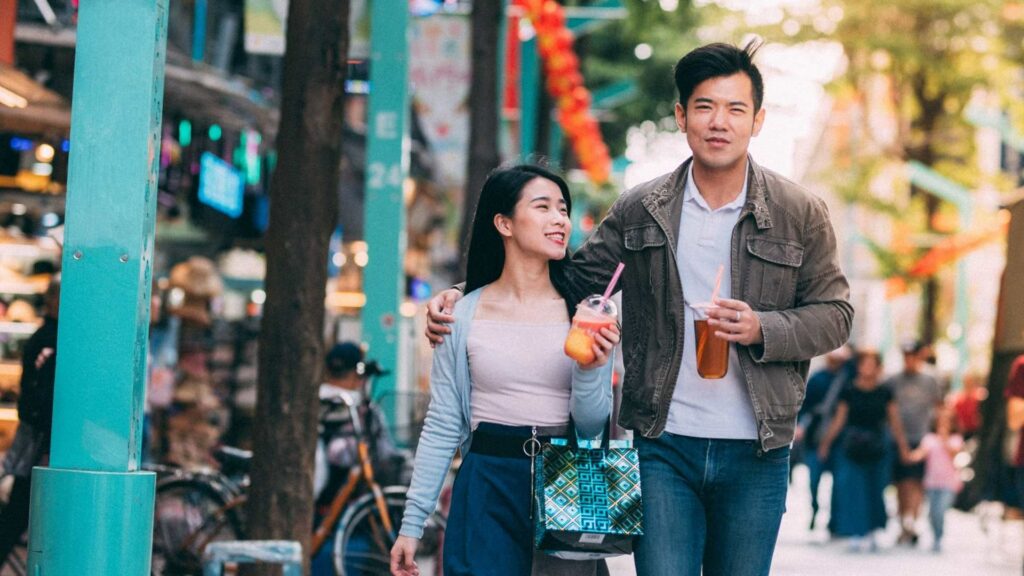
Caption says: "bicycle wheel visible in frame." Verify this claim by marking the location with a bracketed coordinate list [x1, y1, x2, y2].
[151, 479, 244, 575]
[332, 486, 445, 576]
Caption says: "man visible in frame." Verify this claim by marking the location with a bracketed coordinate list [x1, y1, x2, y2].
[316, 341, 401, 497]
[883, 340, 944, 546]
[0, 278, 60, 564]
[313, 342, 404, 576]
[797, 345, 852, 531]
[427, 42, 852, 576]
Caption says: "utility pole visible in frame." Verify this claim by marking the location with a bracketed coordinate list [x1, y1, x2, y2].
[362, 0, 410, 404]
[27, 1, 167, 573]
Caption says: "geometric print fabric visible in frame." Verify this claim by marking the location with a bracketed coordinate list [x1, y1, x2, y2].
[535, 442, 643, 541]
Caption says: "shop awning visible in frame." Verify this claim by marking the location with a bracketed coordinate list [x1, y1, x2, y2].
[14, 23, 279, 138]
[0, 62, 71, 135]
[163, 50, 279, 138]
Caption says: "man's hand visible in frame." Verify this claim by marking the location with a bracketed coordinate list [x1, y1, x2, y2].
[425, 289, 463, 347]
[708, 298, 763, 346]
[390, 535, 420, 576]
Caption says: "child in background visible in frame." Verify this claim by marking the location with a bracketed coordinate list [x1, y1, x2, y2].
[909, 407, 964, 552]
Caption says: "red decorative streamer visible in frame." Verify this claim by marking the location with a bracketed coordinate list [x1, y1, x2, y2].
[518, 0, 612, 183]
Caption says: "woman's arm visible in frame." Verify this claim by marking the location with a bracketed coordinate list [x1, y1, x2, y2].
[817, 401, 848, 459]
[399, 328, 467, 539]
[570, 325, 619, 438]
[886, 401, 912, 461]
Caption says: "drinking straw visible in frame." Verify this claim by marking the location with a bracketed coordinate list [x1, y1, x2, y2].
[601, 262, 626, 304]
[709, 264, 725, 303]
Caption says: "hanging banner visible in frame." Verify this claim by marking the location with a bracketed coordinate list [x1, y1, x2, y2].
[409, 14, 471, 189]
[244, 0, 370, 56]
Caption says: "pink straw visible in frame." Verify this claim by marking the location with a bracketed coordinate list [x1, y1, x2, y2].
[598, 261, 622, 303]
[709, 264, 724, 303]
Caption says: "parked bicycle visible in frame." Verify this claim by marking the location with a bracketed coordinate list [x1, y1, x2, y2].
[150, 390, 446, 575]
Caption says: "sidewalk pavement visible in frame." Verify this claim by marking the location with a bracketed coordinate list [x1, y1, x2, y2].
[605, 463, 1023, 576]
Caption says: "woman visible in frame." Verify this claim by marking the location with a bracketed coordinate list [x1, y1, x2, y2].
[390, 165, 619, 576]
[819, 350, 910, 552]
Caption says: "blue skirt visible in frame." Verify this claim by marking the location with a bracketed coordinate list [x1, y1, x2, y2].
[444, 422, 601, 576]
[829, 436, 891, 537]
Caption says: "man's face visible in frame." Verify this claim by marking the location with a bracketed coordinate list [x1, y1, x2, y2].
[903, 351, 922, 374]
[675, 73, 765, 173]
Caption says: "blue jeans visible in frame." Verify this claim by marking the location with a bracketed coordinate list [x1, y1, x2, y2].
[632, 434, 790, 576]
[803, 447, 828, 517]
[926, 488, 955, 544]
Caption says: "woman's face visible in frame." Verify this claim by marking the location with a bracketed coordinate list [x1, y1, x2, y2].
[497, 177, 571, 261]
[857, 355, 881, 385]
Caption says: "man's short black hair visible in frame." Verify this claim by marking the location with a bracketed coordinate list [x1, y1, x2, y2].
[673, 40, 764, 112]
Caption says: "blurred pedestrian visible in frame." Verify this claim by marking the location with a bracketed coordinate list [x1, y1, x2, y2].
[392, 165, 618, 576]
[907, 406, 964, 552]
[818, 350, 911, 552]
[316, 341, 401, 498]
[885, 340, 944, 546]
[948, 372, 985, 440]
[796, 344, 852, 531]
[1005, 354, 1024, 520]
[0, 277, 60, 564]
[314, 341, 401, 576]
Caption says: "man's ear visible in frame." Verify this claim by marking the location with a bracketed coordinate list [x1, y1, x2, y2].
[674, 102, 687, 133]
[752, 107, 766, 137]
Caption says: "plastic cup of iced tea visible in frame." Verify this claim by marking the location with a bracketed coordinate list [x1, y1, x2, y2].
[564, 295, 618, 365]
[692, 303, 728, 379]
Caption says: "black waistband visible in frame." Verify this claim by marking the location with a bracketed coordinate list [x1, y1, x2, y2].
[469, 422, 570, 459]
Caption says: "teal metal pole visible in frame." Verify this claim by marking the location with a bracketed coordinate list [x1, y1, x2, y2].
[362, 0, 410, 402]
[193, 0, 207, 62]
[28, 1, 165, 573]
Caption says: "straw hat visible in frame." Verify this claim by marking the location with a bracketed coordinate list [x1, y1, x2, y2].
[169, 257, 223, 298]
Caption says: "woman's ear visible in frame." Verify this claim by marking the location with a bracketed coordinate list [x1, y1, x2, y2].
[493, 213, 512, 237]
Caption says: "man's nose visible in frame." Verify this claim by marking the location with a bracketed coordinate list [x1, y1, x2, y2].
[709, 107, 726, 128]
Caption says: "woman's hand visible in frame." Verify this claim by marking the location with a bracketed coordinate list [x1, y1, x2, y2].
[817, 444, 830, 462]
[578, 324, 621, 371]
[390, 535, 420, 576]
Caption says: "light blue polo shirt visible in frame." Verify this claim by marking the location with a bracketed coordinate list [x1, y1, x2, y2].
[664, 167, 758, 439]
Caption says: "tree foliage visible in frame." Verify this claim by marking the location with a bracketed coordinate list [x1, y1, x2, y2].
[571, 0, 701, 158]
[749, 0, 1011, 341]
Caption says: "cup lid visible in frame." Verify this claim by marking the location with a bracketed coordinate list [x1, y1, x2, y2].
[580, 294, 617, 317]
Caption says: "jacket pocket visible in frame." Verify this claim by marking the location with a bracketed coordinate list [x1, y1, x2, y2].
[746, 236, 803, 309]
[624, 224, 666, 295]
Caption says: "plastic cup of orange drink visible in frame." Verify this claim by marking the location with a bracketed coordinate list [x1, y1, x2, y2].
[564, 295, 618, 365]
[692, 303, 728, 379]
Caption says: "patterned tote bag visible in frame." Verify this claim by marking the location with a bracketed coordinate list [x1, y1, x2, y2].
[532, 424, 643, 559]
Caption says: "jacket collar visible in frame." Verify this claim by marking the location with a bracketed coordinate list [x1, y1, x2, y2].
[641, 155, 773, 233]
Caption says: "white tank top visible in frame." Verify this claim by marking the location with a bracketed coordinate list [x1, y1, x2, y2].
[468, 309, 574, 430]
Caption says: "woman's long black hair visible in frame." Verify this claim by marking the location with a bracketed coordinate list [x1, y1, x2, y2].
[464, 164, 586, 317]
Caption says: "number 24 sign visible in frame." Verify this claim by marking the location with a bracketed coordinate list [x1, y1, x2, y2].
[367, 162, 403, 190]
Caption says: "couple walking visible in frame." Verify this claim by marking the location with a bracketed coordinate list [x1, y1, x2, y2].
[394, 42, 853, 576]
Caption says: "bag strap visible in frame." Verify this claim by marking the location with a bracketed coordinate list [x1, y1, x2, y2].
[569, 417, 613, 451]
